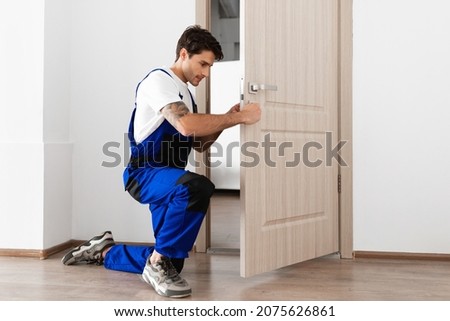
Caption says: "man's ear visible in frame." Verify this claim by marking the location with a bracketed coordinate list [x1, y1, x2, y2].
[180, 48, 188, 60]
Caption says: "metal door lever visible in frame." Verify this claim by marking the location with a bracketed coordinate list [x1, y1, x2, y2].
[248, 82, 278, 94]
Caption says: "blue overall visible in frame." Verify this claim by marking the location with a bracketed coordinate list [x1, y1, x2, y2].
[103, 69, 215, 274]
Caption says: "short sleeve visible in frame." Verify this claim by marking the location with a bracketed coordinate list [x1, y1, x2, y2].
[136, 70, 181, 113]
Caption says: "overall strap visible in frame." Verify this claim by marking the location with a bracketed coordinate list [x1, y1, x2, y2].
[128, 69, 175, 147]
[187, 89, 198, 113]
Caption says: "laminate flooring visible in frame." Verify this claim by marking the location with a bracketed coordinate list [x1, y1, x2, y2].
[1, 251, 450, 301]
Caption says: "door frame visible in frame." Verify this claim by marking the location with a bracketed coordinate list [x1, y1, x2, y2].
[195, 0, 353, 259]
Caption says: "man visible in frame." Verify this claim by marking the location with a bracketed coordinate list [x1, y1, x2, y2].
[61, 25, 261, 298]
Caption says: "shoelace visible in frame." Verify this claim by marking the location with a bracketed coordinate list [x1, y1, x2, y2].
[159, 258, 182, 282]
[81, 250, 103, 265]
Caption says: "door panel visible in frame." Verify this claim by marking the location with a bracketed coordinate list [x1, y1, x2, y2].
[240, 0, 340, 277]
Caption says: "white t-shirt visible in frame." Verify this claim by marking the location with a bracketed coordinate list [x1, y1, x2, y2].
[133, 67, 195, 144]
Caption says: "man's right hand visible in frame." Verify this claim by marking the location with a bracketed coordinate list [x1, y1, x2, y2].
[240, 103, 261, 125]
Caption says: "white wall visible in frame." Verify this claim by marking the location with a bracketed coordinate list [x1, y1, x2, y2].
[0, 0, 45, 249]
[70, 0, 195, 242]
[0, 0, 72, 250]
[43, 0, 73, 248]
[353, 0, 450, 253]
[0, 0, 195, 249]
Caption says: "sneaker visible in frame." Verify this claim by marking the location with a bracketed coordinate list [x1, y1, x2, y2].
[61, 231, 115, 265]
[142, 256, 192, 298]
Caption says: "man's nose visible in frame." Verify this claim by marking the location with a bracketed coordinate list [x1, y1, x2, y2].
[202, 67, 210, 78]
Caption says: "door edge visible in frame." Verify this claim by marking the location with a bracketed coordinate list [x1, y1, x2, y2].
[338, 0, 353, 259]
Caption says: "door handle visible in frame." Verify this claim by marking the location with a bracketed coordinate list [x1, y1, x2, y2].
[248, 82, 278, 94]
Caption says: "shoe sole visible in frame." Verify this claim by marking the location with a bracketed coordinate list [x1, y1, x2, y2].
[61, 231, 113, 265]
[141, 273, 191, 298]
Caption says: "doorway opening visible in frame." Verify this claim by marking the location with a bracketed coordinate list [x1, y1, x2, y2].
[208, 0, 241, 252]
[210, 189, 240, 250]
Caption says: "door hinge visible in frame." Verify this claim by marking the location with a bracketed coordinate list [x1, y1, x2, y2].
[338, 174, 342, 193]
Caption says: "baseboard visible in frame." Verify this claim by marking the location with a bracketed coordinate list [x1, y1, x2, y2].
[4, 245, 448, 262]
[0, 240, 157, 260]
[353, 251, 450, 261]
[207, 247, 240, 255]
[0, 240, 160, 260]
[0, 240, 77, 260]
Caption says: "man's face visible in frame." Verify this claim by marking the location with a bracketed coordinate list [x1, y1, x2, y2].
[180, 49, 215, 87]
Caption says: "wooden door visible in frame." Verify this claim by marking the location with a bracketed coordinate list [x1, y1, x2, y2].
[240, 0, 341, 277]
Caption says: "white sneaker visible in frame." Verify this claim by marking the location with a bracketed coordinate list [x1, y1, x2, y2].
[61, 231, 115, 265]
[142, 256, 191, 298]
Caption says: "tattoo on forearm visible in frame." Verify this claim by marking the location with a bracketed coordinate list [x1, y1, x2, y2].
[162, 101, 190, 126]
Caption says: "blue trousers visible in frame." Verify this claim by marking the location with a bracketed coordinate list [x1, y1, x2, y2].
[104, 166, 215, 274]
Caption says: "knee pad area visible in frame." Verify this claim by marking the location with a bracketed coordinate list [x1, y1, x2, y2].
[176, 172, 215, 213]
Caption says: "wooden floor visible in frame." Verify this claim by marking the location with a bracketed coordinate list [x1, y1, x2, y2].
[1, 251, 450, 301]
[1, 192, 450, 301]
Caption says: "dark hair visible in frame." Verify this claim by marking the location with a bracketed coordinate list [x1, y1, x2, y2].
[175, 25, 224, 62]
